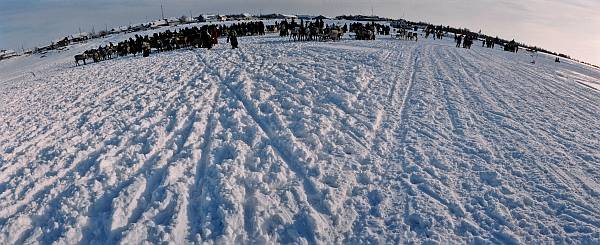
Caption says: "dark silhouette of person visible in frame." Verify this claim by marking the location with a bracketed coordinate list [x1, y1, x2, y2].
[228, 30, 239, 49]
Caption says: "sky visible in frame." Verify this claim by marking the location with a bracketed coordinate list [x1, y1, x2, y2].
[0, 0, 599, 65]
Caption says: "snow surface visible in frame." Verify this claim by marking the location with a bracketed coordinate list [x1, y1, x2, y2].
[1, 27, 600, 244]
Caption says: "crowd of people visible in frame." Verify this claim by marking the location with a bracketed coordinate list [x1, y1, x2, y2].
[74, 19, 532, 66]
[504, 40, 519, 53]
[75, 22, 265, 66]
[424, 26, 444, 40]
[221, 21, 265, 37]
[483, 37, 499, 49]
[419, 24, 520, 52]
[372, 23, 391, 36]
[454, 34, 475, 49]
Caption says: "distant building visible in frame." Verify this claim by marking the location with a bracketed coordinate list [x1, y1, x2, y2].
[314, 15, 332, 20]
[93, 30, 109, 38]
[297, 15, 332, 20]
[34, 44, 53, 53]
[336, 15, 389, 21]
[52, 37, 70, 47]
[70, 32, 91, 43]
[0, 49, 18, 60]
[390, 19, 411, 29]
[256, 14, 297, 20]
[150, 19, 169, 28]
[297, 15, 316, 20]
[129, 23, 151, 32]
[281, 14, 298, 19]
[178, 16, 195, 24]
[197, 14, 222, 22]
[256, 14, 278, 19]
[109, 28, 121, 35]
[166, 17, 180, 25]
[228, 13, 254, 21]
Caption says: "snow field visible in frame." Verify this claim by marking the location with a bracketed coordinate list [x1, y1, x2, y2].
[0, 29, 599, 244]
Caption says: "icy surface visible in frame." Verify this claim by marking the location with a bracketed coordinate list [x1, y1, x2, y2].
[1, 31, 600, 244]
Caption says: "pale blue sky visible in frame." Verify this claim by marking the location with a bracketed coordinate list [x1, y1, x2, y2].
[1, 0, 599, 65]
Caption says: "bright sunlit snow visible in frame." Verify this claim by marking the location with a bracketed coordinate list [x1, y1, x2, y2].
[1, 22, 599, 244]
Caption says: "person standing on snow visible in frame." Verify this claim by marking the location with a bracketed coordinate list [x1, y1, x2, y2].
[228, 30, 239, 49]
[142, 42, 150, 57]
[211, 27, 219, 45]
[456, 35, 463, 48]
[201, 30, 212, 49]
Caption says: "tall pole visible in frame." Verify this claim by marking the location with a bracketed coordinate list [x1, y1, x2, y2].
[161, 2, 165, 20]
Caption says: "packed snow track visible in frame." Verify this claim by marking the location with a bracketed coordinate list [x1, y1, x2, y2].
[1, 32, 600, 244]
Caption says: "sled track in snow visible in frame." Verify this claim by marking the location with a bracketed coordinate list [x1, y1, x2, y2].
[1, 33, 600, 244]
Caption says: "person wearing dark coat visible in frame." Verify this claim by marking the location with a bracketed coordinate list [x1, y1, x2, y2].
[211, 28, 219, 45]
[142, 42, 150, 57]
[228, 31, 239, 49]
[201, 30, 212, 49]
